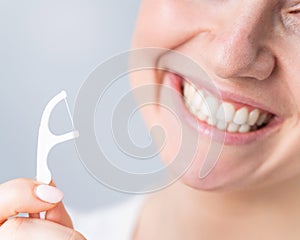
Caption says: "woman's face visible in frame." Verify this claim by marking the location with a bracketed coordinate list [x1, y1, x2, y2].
[131, 0, 300, 191]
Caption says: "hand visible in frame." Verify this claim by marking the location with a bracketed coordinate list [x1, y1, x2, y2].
[0, 178, 86, 239]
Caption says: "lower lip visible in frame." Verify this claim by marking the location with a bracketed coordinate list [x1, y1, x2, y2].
[165, 72, 283, 145]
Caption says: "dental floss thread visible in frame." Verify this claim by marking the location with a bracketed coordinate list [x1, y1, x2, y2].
[64, 98, 75, 128]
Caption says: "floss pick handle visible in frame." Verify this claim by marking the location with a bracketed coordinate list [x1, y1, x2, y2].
[36, 91, 79, 184]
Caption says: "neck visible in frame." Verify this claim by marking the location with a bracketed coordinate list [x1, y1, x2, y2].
[176, 177, 300, 219]
[136, 176, 300, 240]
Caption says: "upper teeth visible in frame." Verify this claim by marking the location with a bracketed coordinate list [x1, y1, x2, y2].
[183, 81, 272, 133]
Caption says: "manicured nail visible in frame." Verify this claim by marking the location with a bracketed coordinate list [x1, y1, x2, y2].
[34, 185, 64, 204]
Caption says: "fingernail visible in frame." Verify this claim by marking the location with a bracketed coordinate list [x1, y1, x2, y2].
[34, 185, 64, 204]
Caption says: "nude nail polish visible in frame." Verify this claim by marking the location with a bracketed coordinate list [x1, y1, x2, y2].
[34, 185, 64, 204]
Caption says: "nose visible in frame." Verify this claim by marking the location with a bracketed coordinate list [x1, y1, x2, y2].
[208, 9, 276, 81]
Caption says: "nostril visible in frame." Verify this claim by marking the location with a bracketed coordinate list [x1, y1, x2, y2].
[251, 49, 276, 80]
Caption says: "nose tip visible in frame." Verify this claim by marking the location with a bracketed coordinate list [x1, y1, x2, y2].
[211, 28, 276, 81]
[213, 45, 275, 80]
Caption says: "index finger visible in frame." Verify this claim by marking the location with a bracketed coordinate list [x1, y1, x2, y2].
[0, 178, 63, 225]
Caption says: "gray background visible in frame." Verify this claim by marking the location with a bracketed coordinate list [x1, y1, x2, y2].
[0, 0, 162, 211]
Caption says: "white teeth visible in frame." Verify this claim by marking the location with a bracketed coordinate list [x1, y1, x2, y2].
[197, 111, 208, 121]
[217, 120, 227, 131]
[233, 107, 249, 125]
[182, 81, 272, 133]
[183, 82, 190, 100]
[191, 90, 205, 107]
[227, 123, 239, 133]
[239, 124, 251, 133]
[248, 109, 260, 126]
[217, 102, 235, 122]
[184, 82, 196, 104]
[190, 105, 198, 116]
[207, 117, 218, 126]
[257, 113, 267, 126]
[202, 95, 219, 116]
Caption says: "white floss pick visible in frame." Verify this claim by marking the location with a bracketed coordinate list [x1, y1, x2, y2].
[36, 91, 79, 218]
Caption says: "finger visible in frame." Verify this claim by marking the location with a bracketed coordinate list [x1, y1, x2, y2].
[28, 213, 41, 219]
[0, 178, 63, 224]
[28, 180, 72, 227]
[46, 202, 73, 228]
[28, 180, 58, 220]
[0, 218, 86, 240]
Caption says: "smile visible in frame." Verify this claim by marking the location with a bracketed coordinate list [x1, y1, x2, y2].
[165, 72, 282, 145]
[182, 80, 272, 133]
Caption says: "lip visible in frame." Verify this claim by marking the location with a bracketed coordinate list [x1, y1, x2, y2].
[164, 72, 283, 145]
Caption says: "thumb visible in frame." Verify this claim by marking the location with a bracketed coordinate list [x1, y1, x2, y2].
[45, 201, 73, 228]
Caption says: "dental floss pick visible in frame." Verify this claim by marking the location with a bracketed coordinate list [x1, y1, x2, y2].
[36, 91, 79, 218]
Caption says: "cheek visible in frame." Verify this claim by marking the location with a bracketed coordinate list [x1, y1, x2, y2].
[285, 65, 300, 114]
[132, 0, 209, 49]
[131, 71, 186, 165]
[154, 107, 182, 165]
[275, 34, 300, 113]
